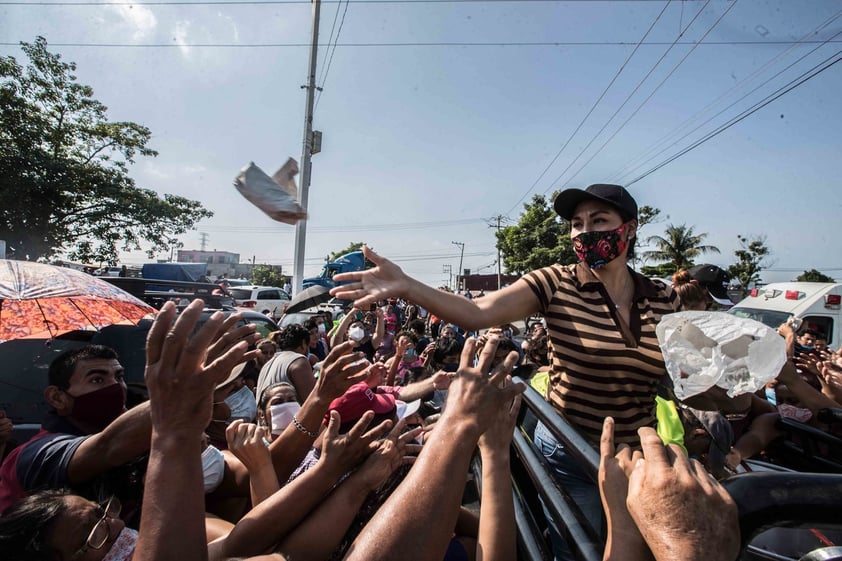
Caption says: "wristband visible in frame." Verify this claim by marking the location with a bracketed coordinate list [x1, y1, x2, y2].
[292, 415, 319, 438]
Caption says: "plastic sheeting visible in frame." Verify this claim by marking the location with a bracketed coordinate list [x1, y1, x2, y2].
[656, 311, 787, 400]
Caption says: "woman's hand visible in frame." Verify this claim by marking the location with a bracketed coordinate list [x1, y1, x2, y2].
[314, 341, 370, 402]
[330, 245, 411, 308]
[226, 420, 272, 472]
[320, 410, 392, 476]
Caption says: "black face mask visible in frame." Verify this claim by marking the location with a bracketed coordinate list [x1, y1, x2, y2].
[442, 363, 459, 373]
[66, 383, 126, 432]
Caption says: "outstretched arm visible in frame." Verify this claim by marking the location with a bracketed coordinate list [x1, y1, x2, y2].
[135, 300, 248, 561]
[332, 246, 539, 331]
[344, 337, 525, 561]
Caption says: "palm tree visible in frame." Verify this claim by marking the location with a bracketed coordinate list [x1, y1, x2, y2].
[643, 224, 720, 274]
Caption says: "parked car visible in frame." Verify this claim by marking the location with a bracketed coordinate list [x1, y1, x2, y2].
[228, 285, 291, 320]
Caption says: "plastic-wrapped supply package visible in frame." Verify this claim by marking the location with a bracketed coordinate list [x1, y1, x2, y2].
[656, 311, 787, 400]
[234, 159, 307, 225]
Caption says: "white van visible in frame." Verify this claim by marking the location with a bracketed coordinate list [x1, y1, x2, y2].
[728, 282, 842, 347]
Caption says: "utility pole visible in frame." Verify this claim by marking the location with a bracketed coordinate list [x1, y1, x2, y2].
[292, 0, 321, 297]
[442, 264, 452, 291]
[199, 232, 209, 252]
[487, 214, 508, 290]
[451, 241, 465, 292]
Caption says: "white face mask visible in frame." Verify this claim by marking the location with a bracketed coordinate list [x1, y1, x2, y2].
[224, 385, 257, 422]
[201, 444, 225, 493]
[317, 323, 326, 334]
[102, 527, 138, 561]
[348, 326, 365, 342]
[269, 401, 301, 436]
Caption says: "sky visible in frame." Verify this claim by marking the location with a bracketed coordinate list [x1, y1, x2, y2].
[2, 0, 841, 289]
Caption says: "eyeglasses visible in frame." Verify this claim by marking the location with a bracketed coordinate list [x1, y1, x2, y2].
[69, 497, 121, 561]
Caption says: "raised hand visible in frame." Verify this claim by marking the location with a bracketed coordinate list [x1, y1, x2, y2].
[477, 387, 520, 455]
[320, 410, 393, 476]
[356, 420, 423, 491]
[442, 336, 525, 437]
[626, 427, 739, 561]
[145, 300, 248, 436]
[205, 312, 261, 368]
[226, 419, 272, 472]
[330, 245, 410, 308]
[598, 418, 651, 561]
[314, 341, 371, 402]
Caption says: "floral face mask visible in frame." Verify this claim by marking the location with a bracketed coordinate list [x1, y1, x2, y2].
[572, 223, 630, 269]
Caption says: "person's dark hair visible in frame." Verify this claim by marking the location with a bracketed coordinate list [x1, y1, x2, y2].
[802, 328, 820, 339]
[0, 489, 70, 561]
[432, 337, 463, 366]
[408, 319, 426, 335]
[303, 318, 319, 331]
[48, 345, 119, 390]
[258, 382, 298, 411]
[277, 324, 311, 351]
[496, 336, 518, 356]
[672, 269, 708, 310]
[395, 330, 418, 345]
[322, 310, 333, 322]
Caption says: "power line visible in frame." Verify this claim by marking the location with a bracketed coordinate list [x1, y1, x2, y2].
[4, 40, 842, 49]
[613, 20, 842, 184]
[0, 0, 712, 5]
[199, 217, 485, 233]
[626, 49, 842, 185]
[503, 0, 671, 216]
[539, 0, 713, 195]
[314, 0, 350, 110]
[552, 0, 739, 192]
[316, 0, 344, 87]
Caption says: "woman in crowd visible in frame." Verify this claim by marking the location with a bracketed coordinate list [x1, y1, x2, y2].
[332, 183, 680, 559]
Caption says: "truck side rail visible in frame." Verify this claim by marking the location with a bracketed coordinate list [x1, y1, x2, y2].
[504, 377, 842, 561]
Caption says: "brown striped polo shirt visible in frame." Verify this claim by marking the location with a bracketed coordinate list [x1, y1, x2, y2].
[523, 262, 679, 446]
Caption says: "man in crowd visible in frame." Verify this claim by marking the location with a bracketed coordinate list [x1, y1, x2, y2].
[257, 324, 315, 404]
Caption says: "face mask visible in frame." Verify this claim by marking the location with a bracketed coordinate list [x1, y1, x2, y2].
[348, 326, 365, 342]
[800, 344, 815, 351]
[317, 323, 326, 334]
[403, 348, 417, 361]
[442, 362, 459, 373]
[201, 445, 225, 493]
[269, 401, 301, 436]
[67, 383, 126, 432]
[102, 527, 138, 561]
[572, 223, 629, 269]
[224, 385, 257, 422]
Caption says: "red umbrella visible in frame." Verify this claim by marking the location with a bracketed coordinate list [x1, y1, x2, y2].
[0, 260, 155, 342]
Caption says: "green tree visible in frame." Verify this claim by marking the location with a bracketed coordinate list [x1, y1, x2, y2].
[327, 242, 375, 269]
[496, 194, 576, 275]
[728, 235, 772, 289]
[643, 224, 720, 275]
[639, 263, 677, 279]
[251, 265, 286, 287]
[796, 269, 834, 283]
[328, 242, 365, 263]
[0, 38, 211, 263]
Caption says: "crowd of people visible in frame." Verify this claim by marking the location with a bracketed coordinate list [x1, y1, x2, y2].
[0, 184, 840, 560]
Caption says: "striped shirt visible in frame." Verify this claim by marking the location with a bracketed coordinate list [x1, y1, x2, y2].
[523, 262, 679, 445]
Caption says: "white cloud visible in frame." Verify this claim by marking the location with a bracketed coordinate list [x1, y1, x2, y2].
[109, 3, 157, 41]
[173, 20, 193, 58]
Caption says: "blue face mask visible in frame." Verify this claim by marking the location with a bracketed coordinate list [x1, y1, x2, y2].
[224, 385, 257, 422]
[403, 348, 417, 361]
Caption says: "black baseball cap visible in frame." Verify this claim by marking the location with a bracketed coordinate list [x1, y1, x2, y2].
[553, 184, 638, 222]
[688, 264, 732, 306]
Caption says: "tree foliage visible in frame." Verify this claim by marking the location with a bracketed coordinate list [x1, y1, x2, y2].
[643, 223, 720, 274]
[252, 265, 286, 287]
[728, 235, 772, 289]
[0, 38, 211, 263]
[496, 194, 576, 275]
[796, 269, 834, 283]
[328, 242, 365, 263]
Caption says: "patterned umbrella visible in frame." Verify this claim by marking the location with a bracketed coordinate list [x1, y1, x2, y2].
[0, 260, 155, 342]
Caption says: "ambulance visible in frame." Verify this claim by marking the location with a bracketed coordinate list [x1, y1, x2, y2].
[728, 282, 842, 348]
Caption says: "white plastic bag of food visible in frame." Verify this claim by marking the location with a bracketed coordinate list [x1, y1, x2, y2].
[656, 311, 786, 400]
[234, 159, 307, 225]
